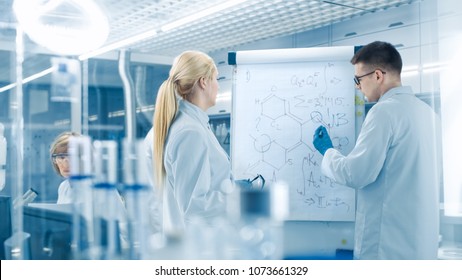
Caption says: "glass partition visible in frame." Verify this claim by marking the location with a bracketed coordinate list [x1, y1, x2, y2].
[0, 11, 169, 258]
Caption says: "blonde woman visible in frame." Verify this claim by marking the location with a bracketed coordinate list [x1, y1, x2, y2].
[150, 51, 233, 234]
[50, 131, 80, 204]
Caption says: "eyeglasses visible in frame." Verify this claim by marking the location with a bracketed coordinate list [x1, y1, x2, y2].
[52, 153, 69, 164]
[354, 69, 386, 86]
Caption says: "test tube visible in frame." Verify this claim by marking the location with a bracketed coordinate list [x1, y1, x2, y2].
[68, 135, 94, 258]
[92, 140, 120, 259]
[123, 139, 152, 259]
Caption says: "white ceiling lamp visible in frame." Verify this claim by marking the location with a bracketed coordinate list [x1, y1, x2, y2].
[161, 0, 249, 32]
[78, 29, 158, 61]
[13, 0, 109, 56]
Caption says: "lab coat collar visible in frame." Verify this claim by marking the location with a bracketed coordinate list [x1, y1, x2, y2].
[179, 99, 210, 126]
[378, 86, 413, 103]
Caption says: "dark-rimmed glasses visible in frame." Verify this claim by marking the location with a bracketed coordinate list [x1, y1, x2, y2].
[354, 69, 386, 86]
[52, 153, 69, 164]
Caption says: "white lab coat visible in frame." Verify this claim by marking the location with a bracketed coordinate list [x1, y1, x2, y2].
[162, 100, 233, 235]
[57, 179, 72, 204]
[144, 128, 163, 235]
[56, 177, 129, 247]
[57, 178, 128, 225]
[321, 86, 441, 259]
[144, 129, 155, 188]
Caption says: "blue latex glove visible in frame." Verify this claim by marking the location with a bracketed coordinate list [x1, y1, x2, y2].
[313, 126, 333, 155]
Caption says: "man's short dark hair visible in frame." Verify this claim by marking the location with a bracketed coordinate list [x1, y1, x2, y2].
[350, 41, 402, 74]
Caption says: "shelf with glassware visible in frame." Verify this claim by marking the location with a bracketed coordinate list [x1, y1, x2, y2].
[209, 113, 231, 156]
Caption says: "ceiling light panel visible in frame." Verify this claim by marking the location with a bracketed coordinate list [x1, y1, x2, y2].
[171, 0, 410, 54]
[3, 0, 420, 57]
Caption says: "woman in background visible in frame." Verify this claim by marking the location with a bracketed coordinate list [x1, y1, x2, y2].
[151, 50, 233, 235]
[50, 131, 80, 204]
[51, 131, 130, 250]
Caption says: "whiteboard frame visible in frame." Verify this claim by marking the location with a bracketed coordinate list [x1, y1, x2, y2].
[229, 46, 353, 64]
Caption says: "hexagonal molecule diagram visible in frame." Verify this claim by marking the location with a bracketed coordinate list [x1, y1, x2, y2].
[261, 95, 286, 120]
[260, 95, 302, 150]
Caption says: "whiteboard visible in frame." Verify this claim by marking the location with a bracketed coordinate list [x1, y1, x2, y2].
[231, 46, 356, 221]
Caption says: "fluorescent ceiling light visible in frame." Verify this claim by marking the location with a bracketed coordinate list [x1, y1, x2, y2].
[80, 0, 248, 60]
[79, 29, 158, 61]
[402, 65, 419, 72]
[423, 67, 445, 74]
[0, 66, 55, 93]
[422, 62, 447, 73]
[108, 110, 125, 118]
[0, 83, 16, 93]
[88, 115, 98, 122]
[423, 61, 447, 69]
[137, 105, 155, 112]
[401, 70, 419, 77]
[161, 0, 248, 32]
[54, 119, 71, 126]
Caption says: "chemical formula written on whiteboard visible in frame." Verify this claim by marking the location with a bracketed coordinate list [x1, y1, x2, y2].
[233, 59, 356, 221]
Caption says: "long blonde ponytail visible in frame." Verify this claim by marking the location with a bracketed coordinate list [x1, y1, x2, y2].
[153, 79, 177, 187]
[152, 51, 216, 188]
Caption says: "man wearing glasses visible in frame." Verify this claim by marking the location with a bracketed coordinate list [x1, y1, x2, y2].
[312, 41, 441, 259]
